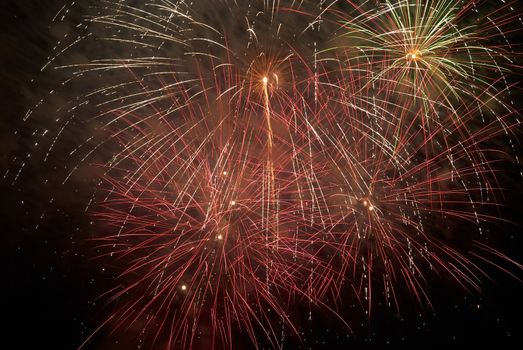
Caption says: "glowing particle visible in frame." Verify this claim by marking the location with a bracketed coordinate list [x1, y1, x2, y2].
[406, 50, 422, 62]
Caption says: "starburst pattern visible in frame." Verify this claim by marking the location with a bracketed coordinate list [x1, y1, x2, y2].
[13, 0, 522, 349]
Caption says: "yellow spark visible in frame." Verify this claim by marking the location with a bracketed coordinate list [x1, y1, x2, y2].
[406, 50, 422, 62]
[362, 198, 374, 211]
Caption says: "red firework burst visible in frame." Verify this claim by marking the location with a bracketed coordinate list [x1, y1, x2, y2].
[16, 1, 522, 349]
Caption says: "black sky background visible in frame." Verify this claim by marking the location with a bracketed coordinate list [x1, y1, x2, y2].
[2, 1, 523, 348]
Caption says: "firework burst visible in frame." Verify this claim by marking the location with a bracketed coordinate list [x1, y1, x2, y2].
[329, 0, 520, 122]
[11, 0, 523, 348]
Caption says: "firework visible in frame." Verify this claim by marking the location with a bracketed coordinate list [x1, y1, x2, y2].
[329, 0, 520, 124]
[86, 52, 342, 347]
[12, 0, 522, 348]
[313, 82, 516, 313]
[62, 2, 342, 347]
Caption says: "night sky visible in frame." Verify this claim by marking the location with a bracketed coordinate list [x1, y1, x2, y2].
[2, 1, 523, 349]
